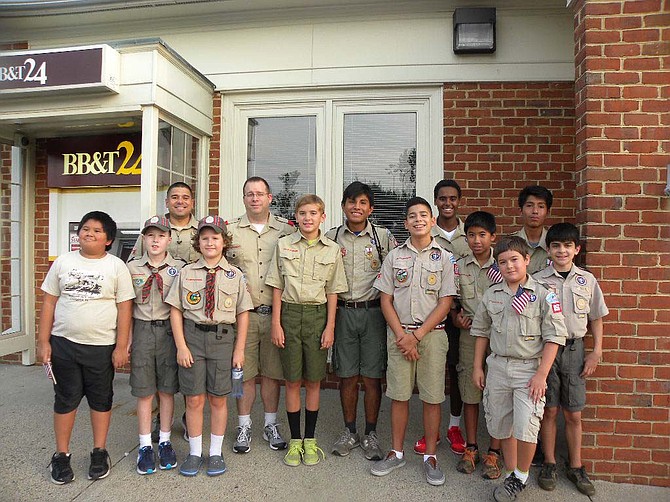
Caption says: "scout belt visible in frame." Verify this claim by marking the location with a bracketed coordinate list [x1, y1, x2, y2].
[337, 298, 381, 309]
[402, 322, 446, 331]
[252, 305, 272, 316]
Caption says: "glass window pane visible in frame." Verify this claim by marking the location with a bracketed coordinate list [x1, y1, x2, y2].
[247, 116, 317, 221]
[343, 112, 416, 242]
[155, 121, 199, 215]
[157, 120, 171, 169]
[171, 127, 186, 176]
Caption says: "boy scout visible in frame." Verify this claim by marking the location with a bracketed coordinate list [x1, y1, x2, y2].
[451, 211, 503, 479]
[226, 176, 295, 453]
[471, 235, 567, 502]
[513, 185, 553, 275]
[326, 181, 396, 461]
[533, 223, 608, 496]
[266, 194, 348, 467]
[414, 179, 470, 457]
[127, 216, 184, 475]
[371, 197, 457, 487]
[166, 216, 253, 477]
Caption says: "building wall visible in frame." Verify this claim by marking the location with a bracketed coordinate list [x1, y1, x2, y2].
[574, 0, 670, 486]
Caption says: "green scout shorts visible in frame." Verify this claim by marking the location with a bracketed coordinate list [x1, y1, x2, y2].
[280, 302, 328, 382]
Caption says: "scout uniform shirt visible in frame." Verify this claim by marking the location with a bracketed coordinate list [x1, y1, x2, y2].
[513, 227, 549, 275]
[265, 231, 348, 305]
[533, 264, 609, 340]
[431, 218, 471, 260]
[373, 238, 458, 325]
[127, 252, 185, 321]
[325, 221, 397, 302]
[165, 255, 253, 325]
[470, 275, 567, 359]
[226, 213, 296, 307]
[129, 215, 200, 264]
[456, 249, 501, 320]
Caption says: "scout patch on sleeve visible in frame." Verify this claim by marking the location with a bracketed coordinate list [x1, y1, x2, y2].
[546, 293, 562, 313]
[551, 302, 563, 313]
[453, 263, 459, 276]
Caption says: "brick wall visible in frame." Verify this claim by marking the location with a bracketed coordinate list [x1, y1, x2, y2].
[207, 94, 222, 215]
[574, 0, 670, 486]
[443, 82, 577, 227]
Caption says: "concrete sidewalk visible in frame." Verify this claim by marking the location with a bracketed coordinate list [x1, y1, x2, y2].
[0, 364, 666, 502]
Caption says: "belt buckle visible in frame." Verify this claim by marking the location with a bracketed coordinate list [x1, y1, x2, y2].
[256, 305, 271, 316]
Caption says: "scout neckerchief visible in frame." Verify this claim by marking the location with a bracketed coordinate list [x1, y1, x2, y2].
[142, 263, 169, 301]
[205, 266, 221, 319]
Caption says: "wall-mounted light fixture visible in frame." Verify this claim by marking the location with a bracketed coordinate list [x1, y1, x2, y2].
[453, 7, 496, 54]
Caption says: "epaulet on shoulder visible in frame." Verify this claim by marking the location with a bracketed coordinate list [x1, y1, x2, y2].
[225, 217, 241, 226]
[327, 226, 338, 233]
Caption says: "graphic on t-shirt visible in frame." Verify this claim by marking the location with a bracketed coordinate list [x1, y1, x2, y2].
[63, 268, 104, 299]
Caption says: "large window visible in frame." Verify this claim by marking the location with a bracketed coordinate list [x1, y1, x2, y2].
[157, 119, 199, 206]
[222, 87, 442, 238]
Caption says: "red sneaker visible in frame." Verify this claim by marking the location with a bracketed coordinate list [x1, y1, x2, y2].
[413, 435, 441, 455]
[447, 426, 466, 455]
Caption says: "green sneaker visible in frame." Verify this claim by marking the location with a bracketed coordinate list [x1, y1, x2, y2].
[302, 438, 325, 466]
[283, 439, 303, 467]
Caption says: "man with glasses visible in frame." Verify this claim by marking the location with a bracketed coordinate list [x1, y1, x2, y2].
[226, 177, 296, 453]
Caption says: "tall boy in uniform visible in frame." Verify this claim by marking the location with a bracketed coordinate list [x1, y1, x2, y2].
[39, 211, 134, 484]
[371, 197, 457, 487]
[451, 211, 503, 479]
[266, 194, 348, 467]
[471, 236, 567, 502]
[513, 185, 553, 275]
[326, 181, 397, 461]
[226, 176, 295, 453]
[414, 179, 470, 456]
[533, 223, 608, 497]
[166, 216, 253, 477]
[127, 216, 184, 474]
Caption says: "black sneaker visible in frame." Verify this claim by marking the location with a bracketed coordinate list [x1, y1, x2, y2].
[136, 446, 156, 475]
[49, 452, 75, 485]
[88, 447, 111, 480]
[151, 413, 160, 443]
[159, 441, 177, 470]
[538, 462, 557, 491]
[567, 466, 596, 496]
[494, 472, 526, 502]
[531, 440, 544, 466]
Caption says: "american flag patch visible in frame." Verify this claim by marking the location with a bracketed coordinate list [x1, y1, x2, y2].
[512, 286, 532, 315]
[486, 262, 503, 284]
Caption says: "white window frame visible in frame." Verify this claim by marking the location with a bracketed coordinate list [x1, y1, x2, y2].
[220, 86, 443, 229]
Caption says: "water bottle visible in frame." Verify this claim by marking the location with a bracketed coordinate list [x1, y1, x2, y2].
[231, 367, 244, 398]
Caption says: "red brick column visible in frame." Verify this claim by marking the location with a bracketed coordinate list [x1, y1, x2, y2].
[208, 93, 222, 215]
[573, 0, 670, 486]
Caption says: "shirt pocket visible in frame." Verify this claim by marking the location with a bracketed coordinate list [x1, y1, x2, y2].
[131, 276, 150, 305]
[489, 303, 505, 333]
[572, 288, 591, 315]
[182, 288, 205, 311]
[313, 254, 336, 281]
[279, 249, 301, 277]
[420, 261, 442, 294]
[392, 262, 413, 288]
[519, 303, 542, 338]
[459, 277, 476, 300]
[217, 281, 239, 314]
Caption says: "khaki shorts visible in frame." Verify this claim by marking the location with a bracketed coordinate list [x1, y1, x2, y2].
[483, 353, 545, 443]
[244, 311, 284, 381]
[385, 327, 449, 404]
[456, 328, 482, 405]
[546, 337, 587, 412]
[178, 319, 234, 397]
[333, 307, 387, 379]
[130, 319, 179, 398]
[280, 302, 328, 383]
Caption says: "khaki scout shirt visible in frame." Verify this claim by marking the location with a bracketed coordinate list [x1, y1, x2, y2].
[128, 215, 200, 264]
[431, 219, 471, 260]
[533, 264, 609, 340]
[265, 231, 348, 305]
[470, 275, 567, 359]
[127, 253, 185, 321]
[513, 227, 549, 275]
[456, 249, 498, 320]
[165, 256, 253, 325]
[373, 238, 458, 325]
[325, 221, 397, 302]
[226, 213, 295, 307]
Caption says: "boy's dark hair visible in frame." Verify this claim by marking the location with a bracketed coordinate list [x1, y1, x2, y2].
[243, 176, 271, 194]
[546, 222, 580, 247]
[433, 179, 462, 200]
[518, 185, 553, 209]
[167, 181, 194, 197]
[405, 196, 433, 216]
[78, 211, 117, 251]
[493, 235, 530, 261]
[341, 181, 374, 206]
[464, 211, 496, 235]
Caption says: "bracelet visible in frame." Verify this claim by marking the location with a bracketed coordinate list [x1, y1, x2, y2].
[412, 332, 420, 342]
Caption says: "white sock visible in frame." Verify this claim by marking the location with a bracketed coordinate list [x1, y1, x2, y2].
[423, 454, 436, 462]
[159, 430, 171, 444]
[449, 414, 461, 428]
[238, 414, 252, 428]
[392, 449, 404, 460]
[189, 435, 202, 457]
[514, 468, 529, 484]
[264, 412, 277, 427]
[139, 434, 152, 448]
[209, 434, 224, 457]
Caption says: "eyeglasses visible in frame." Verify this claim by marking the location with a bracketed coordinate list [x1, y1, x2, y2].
[244, 192, 269, 199]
